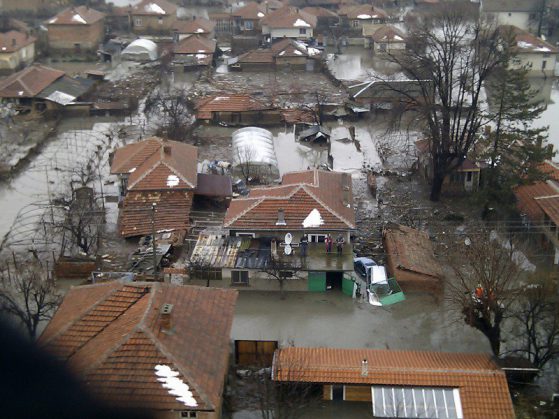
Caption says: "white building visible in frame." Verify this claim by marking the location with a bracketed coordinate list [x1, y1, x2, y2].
[481, 0, 542, 33]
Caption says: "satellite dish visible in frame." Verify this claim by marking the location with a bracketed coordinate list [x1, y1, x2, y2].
[284, 244, 292, 255]
[284, 233, 293, 245]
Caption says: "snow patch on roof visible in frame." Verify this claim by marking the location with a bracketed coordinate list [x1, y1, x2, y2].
[302, 208, 324, 228]
[294, 50, 303, 55]
[72, 14, 87, 24]
[145, 2, 166, 14]
[154, 365, 198, 407]
[394, 35, 403, 41]
[517, 41, 533, 49]
[167, 174, 180, 187]
[195, 28, 205, 33]
[293, 19, 310, 27]
[46, 91, 76, 106]
[357, 14, 372, 19]
[257, 11, 265, 17]
[49, 17, 58, 24]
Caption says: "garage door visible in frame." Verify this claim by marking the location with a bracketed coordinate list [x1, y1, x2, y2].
[308, 271, 326, 292]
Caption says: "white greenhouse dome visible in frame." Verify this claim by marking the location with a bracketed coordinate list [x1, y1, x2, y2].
[121, 39, 158, 61]
[232, 127, 279, 182]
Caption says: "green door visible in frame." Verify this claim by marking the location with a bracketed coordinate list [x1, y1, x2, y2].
[342, 275, 355, 297]
[308, 271, 326, 292]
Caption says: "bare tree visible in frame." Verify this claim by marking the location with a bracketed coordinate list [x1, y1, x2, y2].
[0, 260, 61, 339]
[260, 256, 304, 300]
[144, 87, 193, 142]
[447, 230, 522, 356]
[509, 275, 559, 370]
[235, 145, 260, 184]
[382, 2, 507, 201]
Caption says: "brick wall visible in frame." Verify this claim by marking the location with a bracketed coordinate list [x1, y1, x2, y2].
[47, 20, 105, 51]
[132, 14, 176, 34]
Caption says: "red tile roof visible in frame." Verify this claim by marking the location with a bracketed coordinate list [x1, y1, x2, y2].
[261, 6, 317, 29]
[40, 282, 238, 413]
[111, 137, 198, 191]
[118, 190, 193, 237]
[500, 25, 559, 54]
[237, 38, 317, 63]
[233, 2, 268, 20]
[273, 347, 515, 419]
[536, 195, 559, 226]
[172, 17, 216, 34]
[0, 30, 36, 53]
[131, 0, 177, 16]
[196, 94, 273, 115]
[46, 6, 105, 25]
[224, 170, 356, 231]
[173, 35, 216, 55]
[339, 4, 389, 20]
[383, 224, 442, 279]
[371, 25, 406, 43]
[0, 64, 64, 98]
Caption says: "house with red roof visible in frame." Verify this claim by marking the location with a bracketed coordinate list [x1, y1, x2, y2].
[233, 2, 269, 34]
[172, 35, 217, 69]
[195, 94, 281, 126]
[273, 347, 515, 418]
[46, 6, 105, 52]
[110, 137, 198, 238]
[39, 281, 238, 419]
[261, 6, 317, 41]
[129, 0, 178, 34]
[0, 30, 36, 73]
[172, 17, 216, 40]
[190, 169, 356, 292]
[513, 160, 559, 264]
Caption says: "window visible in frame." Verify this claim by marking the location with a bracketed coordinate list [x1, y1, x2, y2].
[236, 232, 256, 238]
[244, 20, 254, 30]
[299, 28, 306, 35]
[508, 12, 512, 17]
[135, 17, 143, 27]
[371, 386, 463, 418]
[466, 171, 473, 182]
[158, 16, 163, 25]
[379, 43, 387, 52]
[352, 20, 359, 28]
[308, 233, 327, 243]
[542, 60, 547, 70]
[180, 412, 197, 418]
[232, 270, 249, 285]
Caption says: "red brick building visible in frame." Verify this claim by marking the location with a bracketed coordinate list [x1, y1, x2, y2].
[46, 6, 105, 52]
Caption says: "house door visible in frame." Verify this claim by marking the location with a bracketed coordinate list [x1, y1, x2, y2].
[464, 171, 474, 191]
[308, 271, 326, 292]
[306, 59, 314, 72]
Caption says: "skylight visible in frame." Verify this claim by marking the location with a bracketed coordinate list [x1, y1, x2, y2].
[371, 386, 463, 419]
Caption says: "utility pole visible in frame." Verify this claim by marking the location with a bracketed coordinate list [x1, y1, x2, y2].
[152, 203, 158, 278]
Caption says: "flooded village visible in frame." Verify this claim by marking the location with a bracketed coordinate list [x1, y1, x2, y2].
[1, 0, 559, 418]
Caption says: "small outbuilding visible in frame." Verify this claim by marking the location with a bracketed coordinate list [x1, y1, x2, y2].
[383, 223, 442, 293]
[121, 38, 158, 61]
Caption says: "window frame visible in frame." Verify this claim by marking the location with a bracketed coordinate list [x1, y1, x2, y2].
[231, 270, 249, 285]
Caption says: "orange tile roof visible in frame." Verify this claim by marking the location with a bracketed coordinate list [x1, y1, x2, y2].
[261, 6, 317, 29]
[371, 25, 406, 43]
[383, 224, 442, 279]
[538, 160, 559, 181]
[237, 38, 315, 63]
[273, 347, 515, 419]
[0, 64, 64, 98]
[233, 2, 268, 20]
[196, 94, 272, 114]
[0, 30, 36, 53]
[118, 190, 193, 237]
[513, 181, 558, 223]
[339, 4, 389, 20]
[301, 6, 339, 18]
[536, 195, 559, 226]
[39, 282, 238, 413]
[499, 25, 559, 54]
[131, 0, 177, 16]
[224, 170, 355, 230]
[46, 6, 105, 25]
[173, 35, 216, 55]
[172, 17, 216, 34]
[111, 137, 198, 191]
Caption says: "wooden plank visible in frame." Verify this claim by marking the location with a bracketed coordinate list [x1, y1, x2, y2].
[344, 385, 372, 402]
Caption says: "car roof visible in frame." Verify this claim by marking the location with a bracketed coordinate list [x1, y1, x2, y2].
[354, 257, 375, 264]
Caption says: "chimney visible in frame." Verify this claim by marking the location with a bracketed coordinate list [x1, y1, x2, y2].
[163, 145, 172, 155]
[276, 208, 286, 225]
[160, 303, 174, 334]
[361, 359, 368, 377]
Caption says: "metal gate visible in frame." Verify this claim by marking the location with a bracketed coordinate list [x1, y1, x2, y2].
[308, 271, 326, 292]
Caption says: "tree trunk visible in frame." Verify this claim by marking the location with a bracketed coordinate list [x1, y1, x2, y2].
[430, 173, 444, 202]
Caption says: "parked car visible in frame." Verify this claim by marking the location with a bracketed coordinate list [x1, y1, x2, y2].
[354, 257, 377, 279]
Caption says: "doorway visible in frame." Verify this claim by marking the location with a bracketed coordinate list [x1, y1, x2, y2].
[326, 271, 343, 291]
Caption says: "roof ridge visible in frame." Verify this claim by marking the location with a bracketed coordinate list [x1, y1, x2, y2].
[142, 325, 215, 410]
[224, 198, 264, 227]
[302, 183, 354, 229]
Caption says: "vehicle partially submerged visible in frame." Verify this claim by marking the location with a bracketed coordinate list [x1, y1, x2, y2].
[364, 264, 405, 307]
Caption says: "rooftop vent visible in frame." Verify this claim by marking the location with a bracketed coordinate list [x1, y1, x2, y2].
[276, 208, 286, 226]
[160, 303, 174, 334]
[163, 145, 172, 155]
[361, 359, 368, 377]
